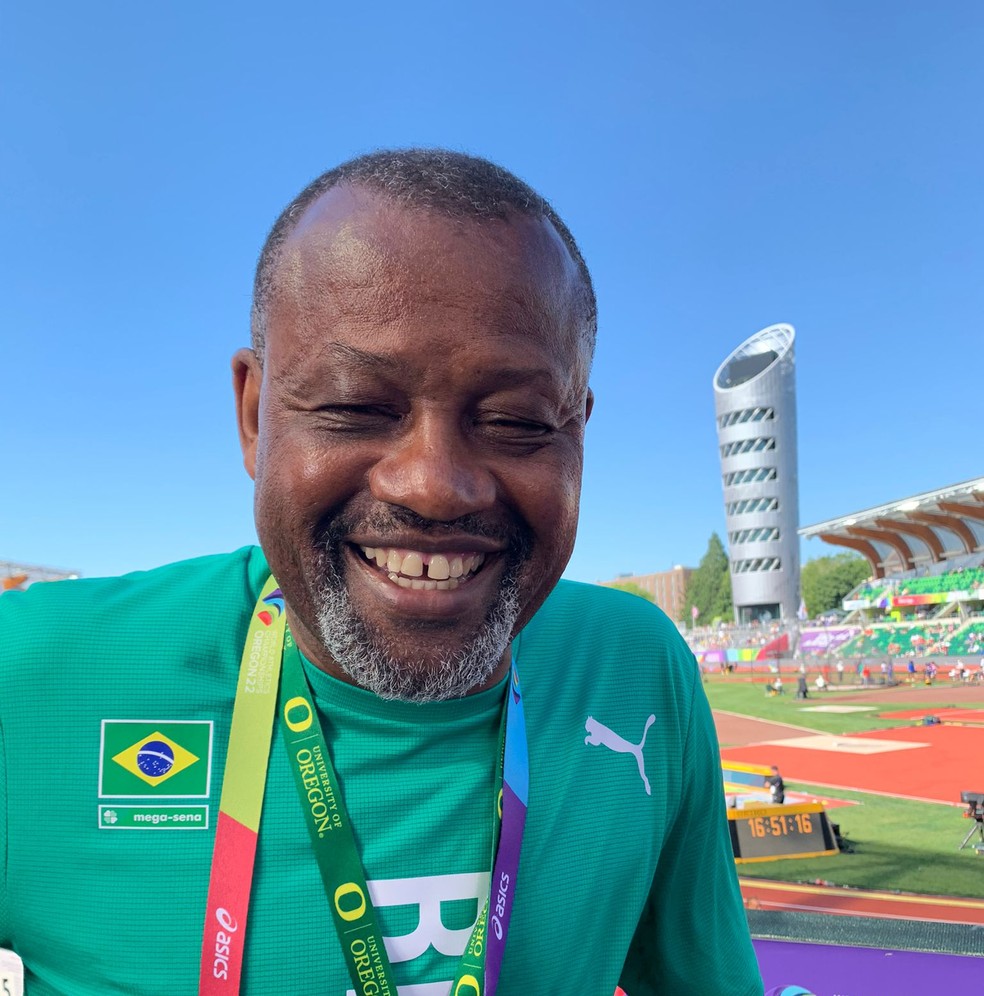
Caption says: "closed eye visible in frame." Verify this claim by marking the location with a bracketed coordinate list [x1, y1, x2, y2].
[477, 417, 554, 442]
[314, 405, 402, 430]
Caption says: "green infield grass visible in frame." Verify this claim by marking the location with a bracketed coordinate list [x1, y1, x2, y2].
[736, 782, 984, 900]
[703, 679, 972, 737]
[702, 680, 984, 898]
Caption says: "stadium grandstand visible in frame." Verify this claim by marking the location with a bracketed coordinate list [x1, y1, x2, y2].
[798, 476, 984, 578]
[685, 477, 984, 666]
[1, 559, 79, 591]
[796, 477, 984, 651]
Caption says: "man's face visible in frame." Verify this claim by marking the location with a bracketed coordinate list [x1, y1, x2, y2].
[235, 185, 592, 700]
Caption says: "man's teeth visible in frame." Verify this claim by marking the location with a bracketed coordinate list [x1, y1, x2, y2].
[360, 546, 486, 588]
[389, 574, 458, 590]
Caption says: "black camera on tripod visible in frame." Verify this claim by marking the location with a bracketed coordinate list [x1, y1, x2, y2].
[959, 791, 984, 850]
[961, 791, 984, 816]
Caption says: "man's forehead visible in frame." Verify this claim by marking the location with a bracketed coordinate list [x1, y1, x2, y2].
[263, 183, 591, 382]
[284, 184, 382, 258]
[276, 183, 576, 287]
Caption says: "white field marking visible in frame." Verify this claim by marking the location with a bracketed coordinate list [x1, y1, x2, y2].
[756, 734, 929, 754]
[798, 705, 877, 713]
[712, 709, 824, 736]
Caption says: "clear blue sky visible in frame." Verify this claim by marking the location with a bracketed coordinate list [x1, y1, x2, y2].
[3, 2, 982, 583]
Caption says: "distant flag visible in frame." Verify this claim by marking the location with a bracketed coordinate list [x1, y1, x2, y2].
[797, 599, 808, 621]
[691, 604, 700, 622]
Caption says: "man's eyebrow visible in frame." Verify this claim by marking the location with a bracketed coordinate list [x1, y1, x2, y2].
[280, 338, 582, 401]
[276, 340, 401, 396]
[317, 341, 402, 371]
[297, 341, 567, 380]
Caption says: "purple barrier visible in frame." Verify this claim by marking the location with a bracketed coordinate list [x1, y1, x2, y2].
[798, 628, 857, 654]
[700, 650, 727, 664]
[756, 938, 983, 995]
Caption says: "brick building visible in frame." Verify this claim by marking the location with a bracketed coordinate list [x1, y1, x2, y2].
[598, 565, 694, 622]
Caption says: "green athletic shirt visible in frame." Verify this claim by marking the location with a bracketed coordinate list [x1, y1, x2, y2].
[0, 547, 762, 995]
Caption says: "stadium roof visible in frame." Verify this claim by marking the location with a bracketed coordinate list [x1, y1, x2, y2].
[798, 477, 984, 578]
[1, 559, 79, 590]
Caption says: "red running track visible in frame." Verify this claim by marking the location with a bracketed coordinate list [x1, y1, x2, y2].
[879, 707, 984, 724]
[721, 724, 984, 805]
[741, 878, 984, 926]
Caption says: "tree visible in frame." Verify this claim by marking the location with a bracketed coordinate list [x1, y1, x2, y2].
[800, 553, 870, 617]
[607, 581, 654, 602]
[682, 533, 732, 624]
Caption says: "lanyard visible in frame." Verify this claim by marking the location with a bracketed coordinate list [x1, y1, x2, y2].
[199, 578, 529, 995]
[278, 629, 399, 994]
[458, 663, 529, 996]
[199, 577, 287, 994]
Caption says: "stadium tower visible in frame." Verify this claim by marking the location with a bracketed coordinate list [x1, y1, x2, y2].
[713, 323, 800, 624]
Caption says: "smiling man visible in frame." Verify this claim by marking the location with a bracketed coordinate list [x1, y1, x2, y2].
[0, 150, 762, 995]
[236, 178, 590, 703]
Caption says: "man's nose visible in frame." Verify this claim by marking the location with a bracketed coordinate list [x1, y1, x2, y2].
[367, 415, 497, 522]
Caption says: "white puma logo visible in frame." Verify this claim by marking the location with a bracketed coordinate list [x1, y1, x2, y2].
[584, 715, 656, 795]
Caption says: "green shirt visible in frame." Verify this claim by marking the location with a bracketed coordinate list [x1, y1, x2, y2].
[0, 547, 761, 994]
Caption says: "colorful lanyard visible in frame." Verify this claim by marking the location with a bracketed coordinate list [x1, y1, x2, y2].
[199, 577, 286, 994]
[198, 578, 528, 995]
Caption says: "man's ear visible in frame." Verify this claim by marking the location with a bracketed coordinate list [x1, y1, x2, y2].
[584, 387, 595, 424]
[232, 348, 263, 480]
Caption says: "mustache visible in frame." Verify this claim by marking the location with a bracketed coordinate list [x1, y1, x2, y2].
[317, 504, 534, 560]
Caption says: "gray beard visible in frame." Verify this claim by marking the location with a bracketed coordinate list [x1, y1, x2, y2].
[313, 563, 522, 702]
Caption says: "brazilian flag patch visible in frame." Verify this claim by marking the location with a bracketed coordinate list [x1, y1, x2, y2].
[99, 720, 213, 798]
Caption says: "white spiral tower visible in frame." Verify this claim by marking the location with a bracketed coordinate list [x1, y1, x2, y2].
[713, 323, 800, 624]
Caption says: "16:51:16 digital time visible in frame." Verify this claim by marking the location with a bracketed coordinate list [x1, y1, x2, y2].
[746, 813, 814, 838]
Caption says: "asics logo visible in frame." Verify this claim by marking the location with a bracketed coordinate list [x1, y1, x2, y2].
[212, 907, 239, 981]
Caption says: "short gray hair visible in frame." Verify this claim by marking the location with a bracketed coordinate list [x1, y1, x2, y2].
[250, 148, 596, 363]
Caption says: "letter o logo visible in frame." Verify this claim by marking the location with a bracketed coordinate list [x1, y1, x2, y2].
[333, 882, 367, 922]
[453, 975, 481, 996]
[284, 695, 314, 732]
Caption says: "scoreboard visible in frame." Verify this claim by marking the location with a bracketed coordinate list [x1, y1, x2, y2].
[729, 801, 839, 863]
